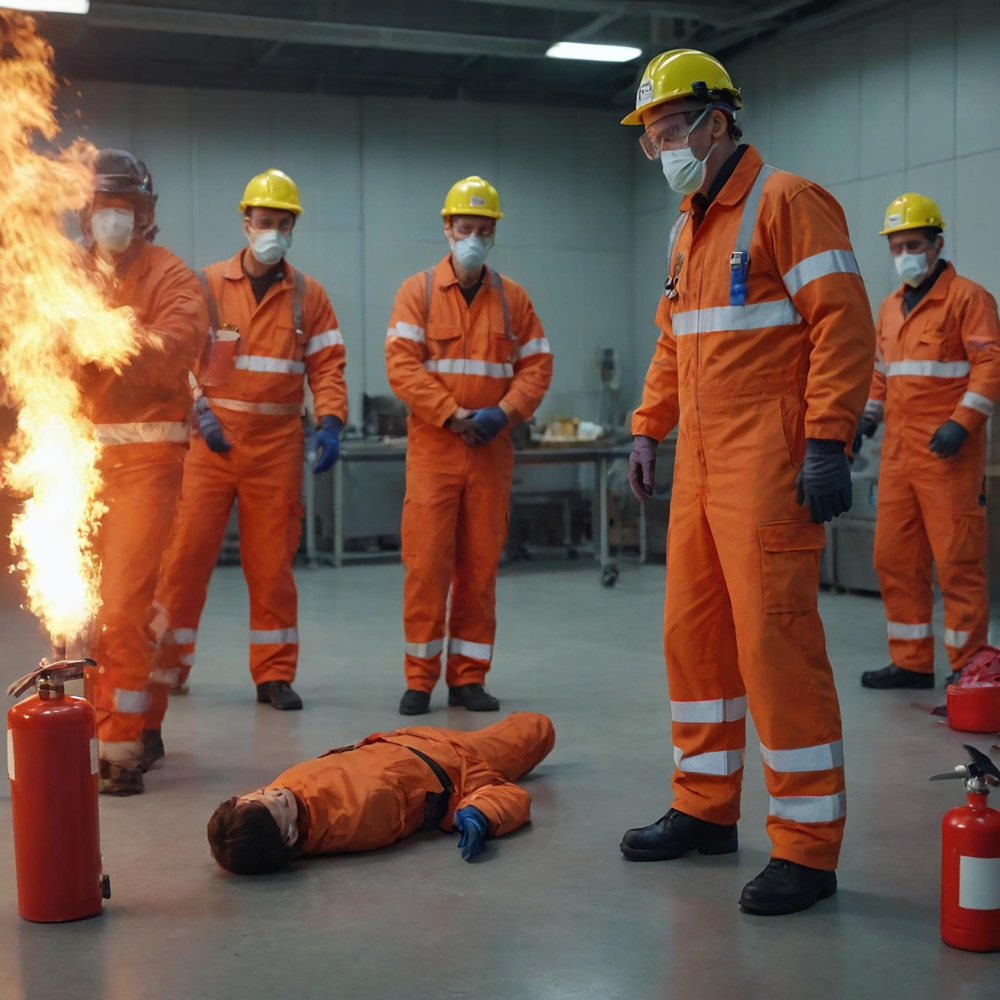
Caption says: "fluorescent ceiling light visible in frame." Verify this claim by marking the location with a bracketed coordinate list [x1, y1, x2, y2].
[546, 41, 642, 63]
[3, 1, 90, 12]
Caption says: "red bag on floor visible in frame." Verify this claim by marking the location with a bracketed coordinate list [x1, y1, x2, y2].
[956, 646, 1000, 687]
[948, 646, 1000, 733]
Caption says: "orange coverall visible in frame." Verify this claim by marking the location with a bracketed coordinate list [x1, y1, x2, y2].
[81, 241, 207, 759]
[268, 712, 554, 854]
[386, 257, 552, 693]
[150, 250, 347, 723]
[869, 263, 1000, 675]
[633, 146, 875, 870]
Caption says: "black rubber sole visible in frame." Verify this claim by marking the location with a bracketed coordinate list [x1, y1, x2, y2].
[739, 876, 838, 916]
[861, 676, 934, 690]
[620, 840, 738, 862]
[447, 691, 500, 711]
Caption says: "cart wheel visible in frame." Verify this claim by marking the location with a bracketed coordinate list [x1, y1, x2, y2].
[567, 548, 579, 560]
[601, 566, 619, 588]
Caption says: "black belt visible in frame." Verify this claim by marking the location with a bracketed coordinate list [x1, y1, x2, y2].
[401, 745, 454, 832]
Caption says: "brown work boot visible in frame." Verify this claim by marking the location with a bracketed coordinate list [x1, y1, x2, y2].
[99, 760, 144, 796]
[140, 729, 165, 772]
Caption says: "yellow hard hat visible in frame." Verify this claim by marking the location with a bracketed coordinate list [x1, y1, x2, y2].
[621, 48, 742, 126]
[239, 168, 303, 216]
[441, 176, 503, 219]
[879, 192, 945, 235]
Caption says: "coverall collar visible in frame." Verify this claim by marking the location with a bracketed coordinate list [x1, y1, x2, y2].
[893, 259, 955, 320]
[223, 248, 297, 311]
[680, 143, 765, 215]
[434, 253, 496, 292]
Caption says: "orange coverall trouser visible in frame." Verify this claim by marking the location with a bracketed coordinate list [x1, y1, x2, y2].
[873, 428, 988, 675]
[92, 448, 185, 755]
[148, 413, 304, 728]
[665, 393, 845, 871]
[402, 423, 514, 694]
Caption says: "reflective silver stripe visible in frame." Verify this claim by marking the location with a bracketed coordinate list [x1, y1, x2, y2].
[673, 746, 745, 776]
[945, 628, 972, 648]
[670, 695, 747, 724]
[672, 298, 802, 336]
[884, 360, 970, 378]
[212, 398, 302, 416]
[449, 637, 493, 661]
[387, 322, 426, 344]
[517, 338, 552, 360]
[304, 328, 344, 356]
[179, 652, 194, 666]
[114, 689, 150, 714]
[425, 359, 513, 378]
[172, 628, 197, 645]
[874, 360, 887, 375]
[864, 399, 884, 420]
[768, 791, 846, 824]
[782, 249, 861, 296]
[733, 164, 776, 261]
[760, 739, 844, 773]
[887, 620, 933, 640]
[95, 422, 189, 445]
[148, 666, 181, 686]
[961, 391, 994, 416]
[233, 355, 306, 375]
[249, 627, 299, 644]
[405, 639, 444, 659]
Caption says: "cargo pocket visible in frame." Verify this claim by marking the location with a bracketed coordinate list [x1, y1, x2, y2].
[948, 513, 986, 566]
[777, 394, 805, 467]
[426, 322, 462, 358]
[759, 519, 825, 613]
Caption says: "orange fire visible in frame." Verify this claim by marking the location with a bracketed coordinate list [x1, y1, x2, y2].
[0, 12, 140, 646]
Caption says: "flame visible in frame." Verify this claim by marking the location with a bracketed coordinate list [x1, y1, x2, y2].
[0, 13, 139, 645]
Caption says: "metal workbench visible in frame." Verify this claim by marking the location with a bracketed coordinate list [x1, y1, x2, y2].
[303, 440, 644, 585]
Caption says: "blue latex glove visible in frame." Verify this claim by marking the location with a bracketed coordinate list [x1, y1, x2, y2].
[453, 805, 489, 862]
[929, 420, 968, 458]
[467, 407, 509, 446]
[795, 439, 852, 524]
[312, 416, 342, 474]
[194, 397, 230, 454]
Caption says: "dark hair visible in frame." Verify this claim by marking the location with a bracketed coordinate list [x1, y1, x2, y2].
[922, 226, 943, 242]
[207, 797, 293, 875]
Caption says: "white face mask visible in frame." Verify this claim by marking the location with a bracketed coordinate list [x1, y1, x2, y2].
[91, 207, 134, 254]
[450, 234, 494, 271]
[247, 227, 292, 266]
[241, 787, 299, 847]
[894, 251, 929, 287]
[660, 147, 709, 195]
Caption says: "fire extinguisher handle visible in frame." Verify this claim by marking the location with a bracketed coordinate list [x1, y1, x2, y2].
[6, 658, 96, 698]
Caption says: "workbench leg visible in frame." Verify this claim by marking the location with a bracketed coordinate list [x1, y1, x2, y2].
[333, 458, 344, 569]
[639, 495, 648, 565]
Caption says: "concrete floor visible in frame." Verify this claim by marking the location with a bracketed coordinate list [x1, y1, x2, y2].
[0, 559, 998, 999]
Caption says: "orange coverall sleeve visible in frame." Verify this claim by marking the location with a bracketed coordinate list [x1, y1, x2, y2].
[128, 255, 208, 386]
[455, 768, 532, 838]
[501, 284, 552, 421]
[385, 274, 459, 427]
[773, 183, 876, 445]
[304, 285, 348, 423]
[631, 293, 679, 441]
[950, 284, 1000, 433]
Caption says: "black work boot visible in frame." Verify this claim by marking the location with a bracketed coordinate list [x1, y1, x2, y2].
[99, 760, 144, 796]
[399, 689, 431, 715]
[945, 668, 963, 687]
[861, 663, 934, 689]
[620, 808, 738, 861]
[140, 729, 165, 772]
[448, 683, 500, 712]
[256, 681, 303, 710]
[739, 858, 838, 915]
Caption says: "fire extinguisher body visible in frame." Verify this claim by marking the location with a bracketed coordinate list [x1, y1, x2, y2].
[7, 690, 104, 922]
[941, 792, 1000, 951]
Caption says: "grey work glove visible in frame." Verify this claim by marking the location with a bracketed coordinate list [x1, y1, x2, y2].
[929, 420, 968, 459]
[194, 396, 230, 454]
[628, 435, 658, 502]
[795, 439, 852, 524]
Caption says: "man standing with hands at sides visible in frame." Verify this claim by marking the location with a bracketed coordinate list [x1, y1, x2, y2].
[620, 50, 875, 915]
[149, 168, 346, 755]
[857, 194, 1000, 690]
[385, 176, 553, 717]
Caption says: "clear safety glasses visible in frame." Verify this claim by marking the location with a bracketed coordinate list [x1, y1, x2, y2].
[639, 107, 711, 160]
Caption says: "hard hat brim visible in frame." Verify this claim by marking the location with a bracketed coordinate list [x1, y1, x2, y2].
[239, 198, 303, 216]
[879, 219, 947, 235]
[441, 207, 504, 220]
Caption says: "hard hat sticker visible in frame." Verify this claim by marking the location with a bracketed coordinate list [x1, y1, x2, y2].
[470, 195, 485, 207]
[637, 80, 653, 107]
[886, 213, 902, 226]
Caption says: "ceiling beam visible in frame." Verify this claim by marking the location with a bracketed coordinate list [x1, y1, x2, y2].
[451, 0, 743, 24]
[83, 3, 552, 59]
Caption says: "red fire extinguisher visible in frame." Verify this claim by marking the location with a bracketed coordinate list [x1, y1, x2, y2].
[6, 658, 110, 922]
[931, 744, 1000, 951]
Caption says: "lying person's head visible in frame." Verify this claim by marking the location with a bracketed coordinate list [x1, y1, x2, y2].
[207, 787, 300, 875]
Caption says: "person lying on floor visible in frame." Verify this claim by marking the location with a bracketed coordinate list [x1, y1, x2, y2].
[207, 712, 555, 874]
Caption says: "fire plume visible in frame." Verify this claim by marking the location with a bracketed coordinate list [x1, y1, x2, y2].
[0, 12, 139, 645]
